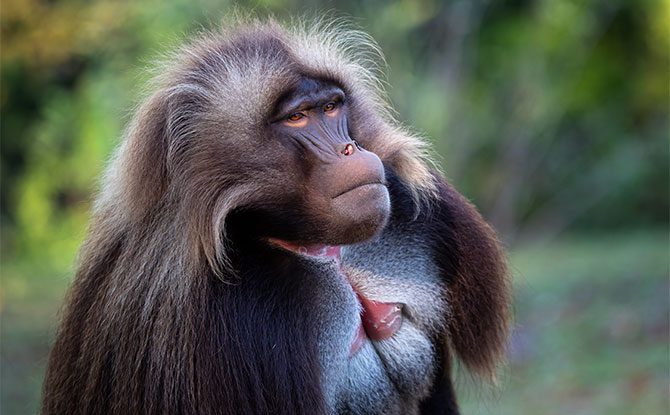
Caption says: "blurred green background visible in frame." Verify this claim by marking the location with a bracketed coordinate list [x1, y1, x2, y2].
[1, 0, 668, 414]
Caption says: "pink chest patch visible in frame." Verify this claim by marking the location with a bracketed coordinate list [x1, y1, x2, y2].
[268, 238, 403, 357]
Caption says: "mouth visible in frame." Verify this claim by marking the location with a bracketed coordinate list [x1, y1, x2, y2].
[332, 180, 386, 199]
[268, 238, 403, 357]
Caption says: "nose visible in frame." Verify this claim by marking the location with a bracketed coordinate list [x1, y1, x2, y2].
[341, 142, 356, 156]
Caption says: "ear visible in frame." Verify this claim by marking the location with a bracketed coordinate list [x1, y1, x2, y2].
[427, 171, 512, 380]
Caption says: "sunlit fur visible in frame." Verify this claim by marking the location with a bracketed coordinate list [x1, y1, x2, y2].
[42, 16, 511, 415]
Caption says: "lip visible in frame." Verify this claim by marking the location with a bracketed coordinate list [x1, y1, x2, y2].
[332, 181, 386, 199]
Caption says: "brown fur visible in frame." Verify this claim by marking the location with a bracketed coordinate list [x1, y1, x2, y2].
[432, 174, 511, 379]
[42, 17, 510, 414]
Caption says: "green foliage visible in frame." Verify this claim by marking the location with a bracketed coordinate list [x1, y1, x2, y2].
[1, 0, 668, 265]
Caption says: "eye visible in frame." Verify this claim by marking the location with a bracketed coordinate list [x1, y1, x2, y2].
[324, 102, 335, 112]
[288, 112, 304, 122]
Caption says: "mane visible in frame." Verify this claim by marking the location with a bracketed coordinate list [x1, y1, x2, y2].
[105, 18, 438, 277]
[43, 18, 452, 415]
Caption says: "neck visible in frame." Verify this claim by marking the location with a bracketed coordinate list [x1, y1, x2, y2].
[267, 237, 403, 357]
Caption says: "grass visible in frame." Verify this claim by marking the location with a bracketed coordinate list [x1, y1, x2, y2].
[2, 257, 73, 415]
[459, 231, 669, 414]
[2, 231, 668, 414]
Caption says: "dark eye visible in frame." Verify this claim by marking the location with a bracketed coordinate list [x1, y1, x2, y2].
[323, 102, 335, 112]
[288, 112, 304, 121]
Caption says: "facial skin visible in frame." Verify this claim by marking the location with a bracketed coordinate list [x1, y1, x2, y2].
[265, 78, 391, 246]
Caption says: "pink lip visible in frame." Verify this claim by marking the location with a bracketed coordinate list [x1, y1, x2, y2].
[268, 238, 403, 357]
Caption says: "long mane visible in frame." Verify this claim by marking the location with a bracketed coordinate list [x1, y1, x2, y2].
[42, 18, 437, 414]
[42, 17, 510, 415]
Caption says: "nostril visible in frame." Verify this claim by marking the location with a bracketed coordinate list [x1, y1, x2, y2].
[342, 143, 355, 156]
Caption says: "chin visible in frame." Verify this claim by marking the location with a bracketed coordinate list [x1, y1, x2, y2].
[330, 184, 390, 244]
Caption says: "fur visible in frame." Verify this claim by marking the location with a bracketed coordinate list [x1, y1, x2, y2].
[42, 17, 511, 415]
